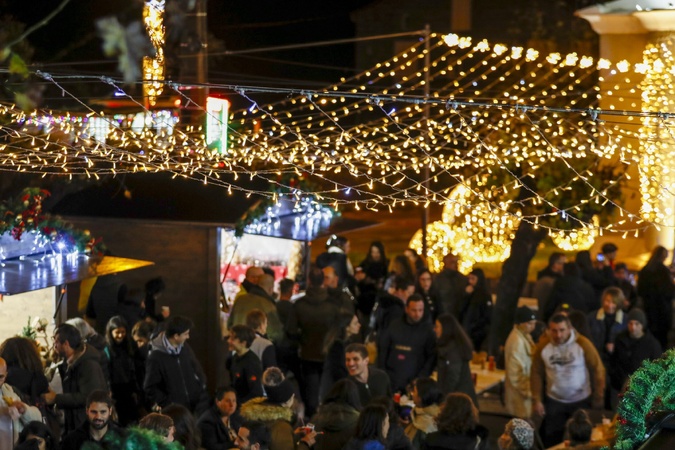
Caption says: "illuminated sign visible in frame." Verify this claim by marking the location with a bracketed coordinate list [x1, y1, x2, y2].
[206, 97, 230, 154]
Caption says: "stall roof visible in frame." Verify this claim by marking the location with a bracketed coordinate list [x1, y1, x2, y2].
[0, 255, 153, 296]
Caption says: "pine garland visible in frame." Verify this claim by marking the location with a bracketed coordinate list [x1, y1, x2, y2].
[610, 348, 675, 450]
[0, 187, 106, 255]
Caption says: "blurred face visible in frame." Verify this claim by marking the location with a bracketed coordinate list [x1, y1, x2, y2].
[345, 352, 369, 378]
[53, 333, 65, 357]
[346, 315, 361, 337]
[133, 334, 148, 348]
[444, 255, 458, 271]
[323, 268, 339, 289]
[166, 426, 175, 443]
[343, 241, 351, 254]
[370, 246, 381, 261]
[228, 333, 246, 353]
[405, 249, 416, 263]
[602, 294, 617, 315]
[382, 415, 390, 439]
[552, 256, 567, 274]
[615, 268, 628, 280]
[395, 285, 415, 302]
[628, 320, 644, 339]
[259, 318, 268, 335]
[548, 320, 572, 345]
[519, 320, 537, 335]
[26, 434, 46, 450]
[217, 391, 237, 416]
[406, 300, 425, 324]
[87, 401, 111, 431]
[418, 272, 432, 292]
[434, 320, 443, 339]
[468, 273, 478, 287]
[172, 330, 190, 346]
[111, 327, 126, 344]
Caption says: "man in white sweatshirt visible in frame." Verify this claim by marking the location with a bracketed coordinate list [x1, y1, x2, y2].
[531, 312, 605, 447]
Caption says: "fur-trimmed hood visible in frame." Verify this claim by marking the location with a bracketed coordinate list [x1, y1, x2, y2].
[240, 397, 294, 423]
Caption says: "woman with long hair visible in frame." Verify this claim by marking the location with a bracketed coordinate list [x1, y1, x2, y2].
[312, 379, 362, 450]
[0, 337, 49, 406]
[458, 268, 493, 351]
[320, 313, 362, 400]
[104, 315, 140, 425]
[415, 269, 441, 324]
[359, 241, 389, 287]
[344, 404, 391, 450]
[638, 245, 675, 348]
[16, 421, 56, 450]
[384, 255, 415, 291]
[163, 403, 202, 450]
[434, 314, 477, 405]
[422, 393, 488, 450]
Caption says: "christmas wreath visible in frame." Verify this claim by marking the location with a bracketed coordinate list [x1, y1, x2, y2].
[0, 187, 106, 256]
[610, 348, 675, 450]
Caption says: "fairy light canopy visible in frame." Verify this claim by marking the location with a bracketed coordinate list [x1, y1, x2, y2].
[0, 32, 672, 239]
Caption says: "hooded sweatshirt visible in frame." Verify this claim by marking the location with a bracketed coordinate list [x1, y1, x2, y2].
[531, 328, 605, 406]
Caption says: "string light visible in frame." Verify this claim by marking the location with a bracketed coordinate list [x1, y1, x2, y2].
[0, 32, 672, 238]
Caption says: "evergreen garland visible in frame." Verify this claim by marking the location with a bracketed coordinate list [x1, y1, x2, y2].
[610, 348, 675, 450]
[0, 187, 106, 255]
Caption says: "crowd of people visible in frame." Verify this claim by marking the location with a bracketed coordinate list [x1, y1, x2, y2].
[0, 236, 674, 450]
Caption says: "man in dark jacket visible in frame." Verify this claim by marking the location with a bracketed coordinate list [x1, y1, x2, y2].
[345, 343, 392, 407]
[144, 315, 209, 414]
[286, 266, 339, 416]
[226, 325, 264, 403]
[44, 323, 108, 436]
[371, 276, 415, 334]
[198, 386, 242, 450]
[430, 253, 467, 317]
[377, 294, 436, 392]
[229, 274, 284, 344]
[60, 390, 123, 450]
[610, 308, 662, 392]
[544, 262, 597, 321]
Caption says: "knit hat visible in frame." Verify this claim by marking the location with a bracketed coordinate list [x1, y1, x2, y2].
[514, 306, 536, 324]
[265, 379, 295, 404]
[627, 308, 647, 328]
[505, 418, 534, 450]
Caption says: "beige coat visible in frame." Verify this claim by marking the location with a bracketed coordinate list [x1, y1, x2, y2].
[1, 383, 42, 444]
[504, 326, 535, 418]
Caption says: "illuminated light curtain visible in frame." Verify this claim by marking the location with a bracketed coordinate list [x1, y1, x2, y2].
[550, 215, 599, 251]
[409, 221, 456, 273]
[638, 38, 675, 231]
[143, 0, 165, 106]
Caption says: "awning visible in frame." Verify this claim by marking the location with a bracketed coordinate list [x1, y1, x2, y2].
[0, 255, 154, 296]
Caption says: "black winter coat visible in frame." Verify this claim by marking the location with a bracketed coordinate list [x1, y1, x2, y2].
[144, 333, 209, 414]
[638, 263, 675, 348]
[286, 287, 339, 362]
[545, 274, 596, 321]
[459, 288, 492, 351]
[377, 318, 436, 393]
[56, 345, 108, 435]
[610, 330, 662, 390]
[198, 406, 242, 450]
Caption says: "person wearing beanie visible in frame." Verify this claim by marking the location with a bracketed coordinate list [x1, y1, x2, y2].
[503, 306, 537, 418]
[498, 418, 534, 450]
[609, 307, 662, 394]
[240, 368, 314, 450]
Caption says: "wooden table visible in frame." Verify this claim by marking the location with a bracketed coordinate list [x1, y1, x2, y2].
[470, 363, 506, 395]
